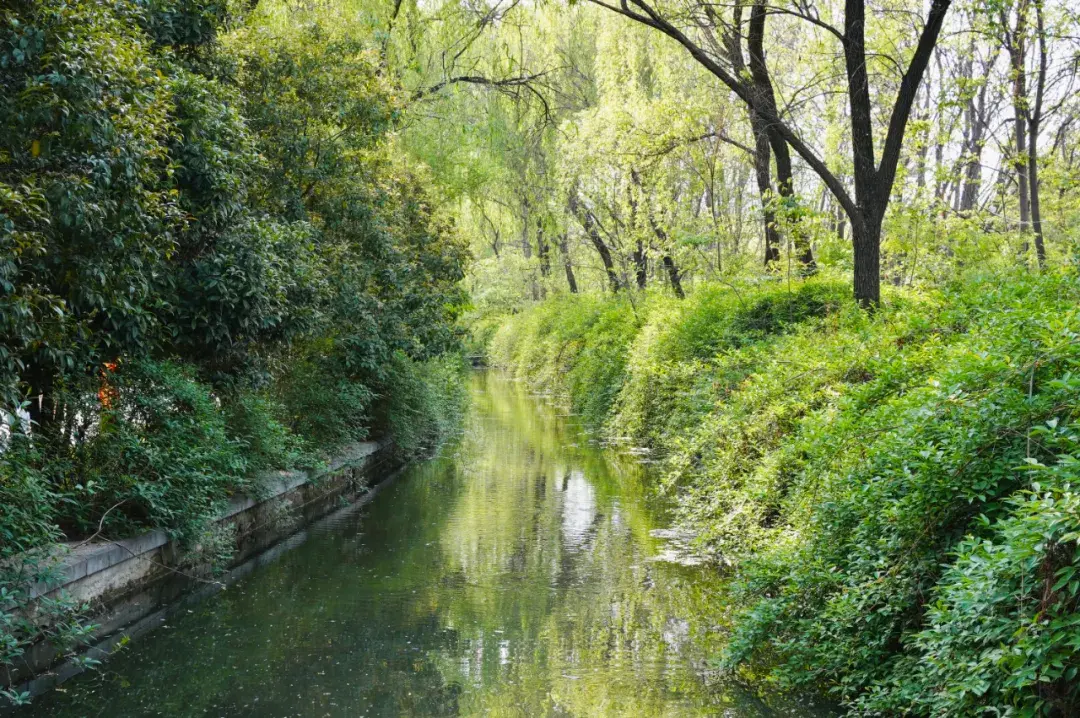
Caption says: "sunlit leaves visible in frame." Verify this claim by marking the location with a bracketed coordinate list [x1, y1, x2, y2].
[487, 270, 1080, 715]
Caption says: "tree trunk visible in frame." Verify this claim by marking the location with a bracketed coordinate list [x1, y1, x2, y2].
[752, 124, 781, 267]
[959, 76, 988, 213]
[625, 179, 648, 288]
[568, 190, 620, 292]
[1005, 0, 1031, 234]
[749, 0, 815, 272]
[852, 218, 881, 306]
[1013, 97, 1031, 232]
[1028, 0, 1047, 267]
[662, 255, 685, 299]
[916, 81, 931, 192]
[931, 49, 950, 204]
[834, 204, 847, 241]
[537, 217, 551, 278]
[518, 196, 532, 258]
[1029, 132, 1045, 266]
[633, 240, 647, 288]
[843, 0, 883, 307]
[726, 2, 779, 269]
[535, 219, 550, 299]
[559, 233, 578, 293]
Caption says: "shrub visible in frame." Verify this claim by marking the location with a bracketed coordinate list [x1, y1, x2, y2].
[856, 431, 1080, 715]
[221, 391, 310, 471]
[272, 348, 377, 454]
[48, 360, 250, 540]
[489, 293, 640, 428]
[379, 353, 469, 459]
[482, 270, 1080, 715]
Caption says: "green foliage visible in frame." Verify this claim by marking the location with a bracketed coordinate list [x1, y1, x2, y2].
[380, 353, 470, 459]
[230, 24, 396, 220]
[0, 0, 468, 696]
[713, 276, 1080, 713]
[168, 217, 321, 379]
[489, 292, 640, 428]
[1, 431, 96, 704]
[0, 184, 63, 410]
[220, 391, 309, 472]
[0, 429, 56, 559]
[138, 0, 229, 50]
[50, 360, 250, 539]
[272, 346, 377, 453]
[0, 0, 467, 536]
[485, 270, 1080, 715]
[855, 433, 1080, 716]
[1, 0, 178, 395]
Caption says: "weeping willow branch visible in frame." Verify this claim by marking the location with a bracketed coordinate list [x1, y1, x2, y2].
[410, 72, 548, 102]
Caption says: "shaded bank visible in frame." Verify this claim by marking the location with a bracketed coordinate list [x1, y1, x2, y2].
[2, 441, 397, 701]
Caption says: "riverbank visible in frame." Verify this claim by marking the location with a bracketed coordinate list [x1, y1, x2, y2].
[484, 269, 1080, 715]
[16, 371, 832, 717]
[1, 355, 469, 708]
[2, 439, 400, 703]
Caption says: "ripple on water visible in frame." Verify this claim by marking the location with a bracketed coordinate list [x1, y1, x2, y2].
[649, 527, 709, 566]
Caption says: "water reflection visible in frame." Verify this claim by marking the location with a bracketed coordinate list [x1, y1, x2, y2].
[22, 372, 829, 717]
[560, 471, 596, 550]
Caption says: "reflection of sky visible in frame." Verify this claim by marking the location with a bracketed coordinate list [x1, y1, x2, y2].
[25, 372, 832, 718]
[560, 470, 596, 549]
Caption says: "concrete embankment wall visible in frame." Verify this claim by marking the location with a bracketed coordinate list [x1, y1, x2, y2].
[2, 439, 398, 701]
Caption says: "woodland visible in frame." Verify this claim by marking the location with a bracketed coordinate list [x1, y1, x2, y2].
[3, 0, 1080, 713]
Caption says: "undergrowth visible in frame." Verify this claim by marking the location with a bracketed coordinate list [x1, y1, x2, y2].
[0, 353, 466, 700]
[485, 270, 1080, 716]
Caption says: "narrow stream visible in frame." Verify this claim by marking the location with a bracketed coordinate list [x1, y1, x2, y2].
[25, 372, 828, 717]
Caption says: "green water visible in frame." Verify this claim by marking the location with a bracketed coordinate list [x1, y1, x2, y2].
[25, 372, 828, 717]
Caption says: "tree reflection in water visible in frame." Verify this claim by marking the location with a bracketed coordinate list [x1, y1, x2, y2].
[23, 372, 831, 718]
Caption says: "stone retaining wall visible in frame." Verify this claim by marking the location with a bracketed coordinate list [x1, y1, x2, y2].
[2, 439, 398, 700]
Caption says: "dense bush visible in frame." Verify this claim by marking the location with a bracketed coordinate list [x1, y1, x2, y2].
[486, 270, 1080, 715]
[379, 353, 470, 459]
[0, 0, 466, 533]
[46, 360, 251, 539]
[0, 0, 468, 693]
[488, 293, 640, 428]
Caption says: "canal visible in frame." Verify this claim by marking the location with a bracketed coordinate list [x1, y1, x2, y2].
[24, 372, 826, 717]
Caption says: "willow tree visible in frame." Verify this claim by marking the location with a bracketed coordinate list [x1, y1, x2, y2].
[586, 0, 952, 305]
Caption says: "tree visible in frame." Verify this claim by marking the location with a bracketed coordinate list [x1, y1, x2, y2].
[724, 0, 816, 271]
[586, 0, 953, 305]
[0, 0, 469, 544]
[568, 187, 622, 292]
[629, 169, 684, 297]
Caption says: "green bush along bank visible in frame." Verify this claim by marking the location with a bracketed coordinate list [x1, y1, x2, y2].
[486, 271, 1080, 716]
[0, 0, 468, 699]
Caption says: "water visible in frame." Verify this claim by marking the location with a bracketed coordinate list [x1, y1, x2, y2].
[24, 372, 828, 717]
